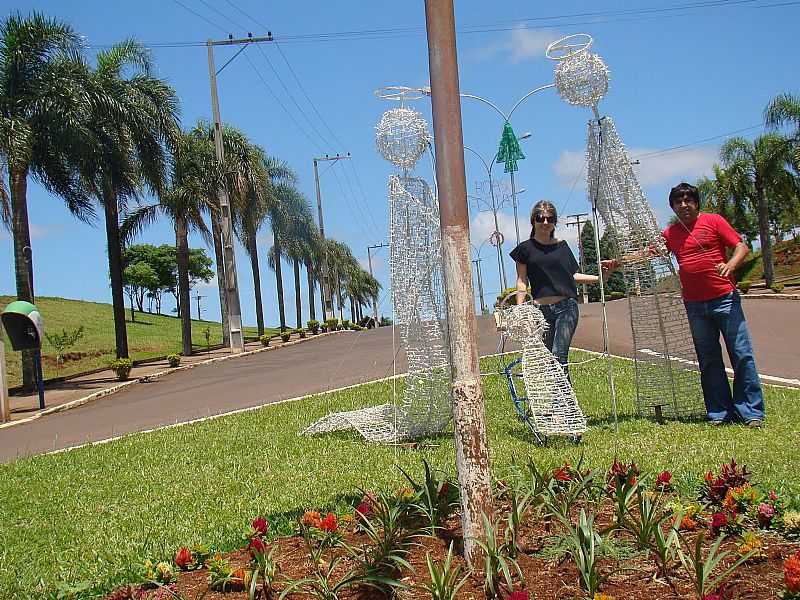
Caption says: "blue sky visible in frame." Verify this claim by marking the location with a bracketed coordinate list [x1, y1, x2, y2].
[2, 0, 799, 326]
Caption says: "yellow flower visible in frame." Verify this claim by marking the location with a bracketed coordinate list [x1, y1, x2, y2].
[395, 486, 415, 503]
[737, 531, 765, 558]
[593, 594, 615, 600]
[784, 511, 800, 533]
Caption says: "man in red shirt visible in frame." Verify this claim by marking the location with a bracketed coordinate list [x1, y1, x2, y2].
[662, 182, 764, 426]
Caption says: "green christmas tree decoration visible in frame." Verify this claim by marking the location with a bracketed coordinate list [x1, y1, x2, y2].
[495, 121, 526, 173]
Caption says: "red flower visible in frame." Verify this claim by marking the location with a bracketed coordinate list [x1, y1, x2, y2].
[248, 536, 266, 558]
[355, 501, 372, 521]
[655, 470, 672, 489]
[174, 547, 192, 570]
[251, 516, 269, 537]
[553, 465, 572, 482]
[705, 471, 715, 483]
[785, 550, 800, 593]
[769, 490, 779, 502]
[711, 512, 728, 531]
[703, 586, 731, 600]
[320, 512, 338, 533]
[302, 511, 322, 529]
[507, 589, 530, 600]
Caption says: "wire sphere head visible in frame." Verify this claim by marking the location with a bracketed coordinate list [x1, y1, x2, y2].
[375, 107, 430, 169]
[553, 50, 609, 108]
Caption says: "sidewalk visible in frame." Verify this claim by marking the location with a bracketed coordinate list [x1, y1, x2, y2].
[1, 331, 341, 428]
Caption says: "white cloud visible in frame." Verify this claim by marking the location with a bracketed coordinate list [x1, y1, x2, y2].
[553, 146, 719, 189]
[470, 210, 522, 250]
[359, 254, 385, 274]
[471, 26, 562, 63]
[257, 231, 274, 247]
[195, 280, 218, 290]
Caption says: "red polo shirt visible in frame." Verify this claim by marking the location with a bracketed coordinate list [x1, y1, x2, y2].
[662, 212, 742, 302]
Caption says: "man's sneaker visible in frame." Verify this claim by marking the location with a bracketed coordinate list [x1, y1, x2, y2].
[746, 419, 763, 429]
[709, 420, 726, 426]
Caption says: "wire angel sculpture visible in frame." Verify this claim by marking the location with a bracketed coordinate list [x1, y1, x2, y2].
[546, 34, 705, 419]
[301, 89, 452, 442]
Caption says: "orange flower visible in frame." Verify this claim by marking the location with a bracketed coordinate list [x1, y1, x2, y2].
[320, 512, 338, 533]
[174, 546, 193, 570]
[680, 515, 699, 531]
[722, 491, 737, 511]
[302, 510, 322, 528]
[785, 551, 800, 593]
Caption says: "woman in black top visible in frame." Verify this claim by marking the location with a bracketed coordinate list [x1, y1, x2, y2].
[510, 200, 612, 376]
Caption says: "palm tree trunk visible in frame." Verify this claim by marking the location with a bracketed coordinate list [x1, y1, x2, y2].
[350, 297, 355, 322]
[211, 211, 230, 346]
[248, 234, 265, 337]
[293, 259, 302, 329]
[103, 190, 129, 359]
[318, 276, 325, 321]
[306, 262, 316, 322]
[10, 166, 36, 389]
[274, 243, 287, 330]
[176, 215, 193, 356]
[755, 181, 776, 286]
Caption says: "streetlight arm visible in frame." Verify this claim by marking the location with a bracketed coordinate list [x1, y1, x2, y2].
[459, 93, 508, 121]
[463, 145, 491, 175]
[507, 83, 556, 120]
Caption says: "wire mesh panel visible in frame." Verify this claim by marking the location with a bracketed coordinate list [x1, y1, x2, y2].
[302, 102, 452, 443]
[498, 304, 587, 436]
[587, 117, 705, 419]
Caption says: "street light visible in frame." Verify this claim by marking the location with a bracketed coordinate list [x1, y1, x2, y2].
[470, 240, 490, 315]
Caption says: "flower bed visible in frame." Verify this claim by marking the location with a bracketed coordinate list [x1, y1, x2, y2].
[105, 458, 799, 600]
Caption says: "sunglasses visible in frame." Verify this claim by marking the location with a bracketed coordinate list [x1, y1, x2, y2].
[534, 214, 556, 224]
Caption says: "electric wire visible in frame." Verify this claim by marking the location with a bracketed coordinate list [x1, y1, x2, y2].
[197, 0, 249, 32]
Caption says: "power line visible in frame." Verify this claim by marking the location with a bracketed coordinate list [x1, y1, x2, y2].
[329, 165, 377, 243]
[631, 124, 765, 159]
[197, 0, 249, 32]
[169, 0, 227, 34]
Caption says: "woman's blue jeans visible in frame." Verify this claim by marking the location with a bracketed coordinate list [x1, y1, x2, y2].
[539, 298, 579, 378]
[683, 291, 765, 423]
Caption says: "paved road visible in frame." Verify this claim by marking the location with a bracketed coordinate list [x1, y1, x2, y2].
[0, 299, 796, 462]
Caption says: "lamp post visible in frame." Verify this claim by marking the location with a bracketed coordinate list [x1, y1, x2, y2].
[366, 242, 388, 324]
[471, 240, 489, 315]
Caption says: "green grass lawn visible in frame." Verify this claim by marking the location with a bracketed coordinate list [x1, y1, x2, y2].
[0, 351, 797, 598]
[736, 236, 800, 283]
[0, 296, 274, 388]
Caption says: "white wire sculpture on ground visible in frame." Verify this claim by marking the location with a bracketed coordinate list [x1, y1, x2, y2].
[547, 34, 705, 419]
[497, 299, 587, 437]
[301, 89, 452, 443]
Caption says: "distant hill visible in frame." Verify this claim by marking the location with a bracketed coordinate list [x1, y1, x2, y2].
[0, 296, 270, 389]
[736, 237, 800, 283]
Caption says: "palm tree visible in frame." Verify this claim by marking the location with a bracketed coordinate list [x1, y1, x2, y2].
[325, 239, 359, 321]
[720, 134, 794, 286]
[1, 13, 93, 387]
[122, 131, 211, 356]
[765, 93, 800, 163]
[284, 201, 315, 329]
[81, 40, 179, 358]
[696, 165, 757, 243]
[302, 229, 323, 323]
[234, 155, 295, 336]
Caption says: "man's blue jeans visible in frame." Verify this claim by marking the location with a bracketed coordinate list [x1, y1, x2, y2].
[683, 291, 764, 423]
[540, 298, 579, 378]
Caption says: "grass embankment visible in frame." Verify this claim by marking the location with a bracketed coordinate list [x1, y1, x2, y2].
[737, 236, 800, 284]
[0, 296, 272, 388]
[0, 351, 797, 598]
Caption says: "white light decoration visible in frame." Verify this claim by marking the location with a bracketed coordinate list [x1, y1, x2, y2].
[376, 107, 430, 170]
[498, 303, 587, 437]
[547, 33, 705, 419]
[302, 88, 451, 443]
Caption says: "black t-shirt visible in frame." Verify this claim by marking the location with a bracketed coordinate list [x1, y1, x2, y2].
[509, 238, 580, 299]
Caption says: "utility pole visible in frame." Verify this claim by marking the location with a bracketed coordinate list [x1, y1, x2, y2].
[367, 243, 388, 324]
[207, 33, 273, 353]
[472, 258, 487, 314]
[424, 0, 492, 567]
[566, 213, 590, 304]
[313, 153, 350, 322]
[195, 294, 204, 321]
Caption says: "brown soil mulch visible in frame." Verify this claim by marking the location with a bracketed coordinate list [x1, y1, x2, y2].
[106, 505, 797, 600]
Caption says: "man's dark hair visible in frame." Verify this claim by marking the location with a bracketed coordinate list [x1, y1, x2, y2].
[668, 182, 701, 207]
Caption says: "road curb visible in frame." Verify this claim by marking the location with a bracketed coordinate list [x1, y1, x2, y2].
[0, 330, 349, 431]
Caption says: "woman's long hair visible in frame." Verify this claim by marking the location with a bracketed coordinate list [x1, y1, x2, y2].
[530, 200, 558, 239]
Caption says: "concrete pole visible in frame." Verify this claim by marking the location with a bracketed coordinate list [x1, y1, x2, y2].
[510, 170, 521, 247]
[207, 41, 244, 353]
[367, 245, 378, 324]
[313, 158, 334, 322]
[566, 213, 590, 304]
[424, 0, 493, 566]
[473, 258, 487, 315]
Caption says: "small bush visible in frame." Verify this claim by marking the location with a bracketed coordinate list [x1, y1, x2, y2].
[738, 280, 752, 294]
[280, 331, 291, 343]
[325, 318, 339, 332]
[306, 319, 320, 334]
[295, 328, 306, 339]
[259, 334, 270, 347]
[110, 358, 134, 381]
[771, 283, 785, 294]
[342, 320, 352, 330]
[166, 353, 181, 368]
[379, 316, 393, 327]
[609, 291, 625, 300]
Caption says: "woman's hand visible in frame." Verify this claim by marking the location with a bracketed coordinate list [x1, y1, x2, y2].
[600, 259, 617, 282]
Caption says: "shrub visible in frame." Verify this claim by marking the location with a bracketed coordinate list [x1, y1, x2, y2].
[495, 287, 521, 309]
[342, 319, 352, 330]
[45, 325, 84, 374]
[110, 358, 134, 381]
[166, 353, 181, 368]
[280, 331, 291, 343]
[325, 318, 339, 331]
[379, 316, 393, 327]
[609, 291, 625, 300]
[737, 280, 752, 294]
[295, 328, 306, 339]
[771, 283, 785, 294]
[259, 334, 270, 347]
[306, 319, 320, 334]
